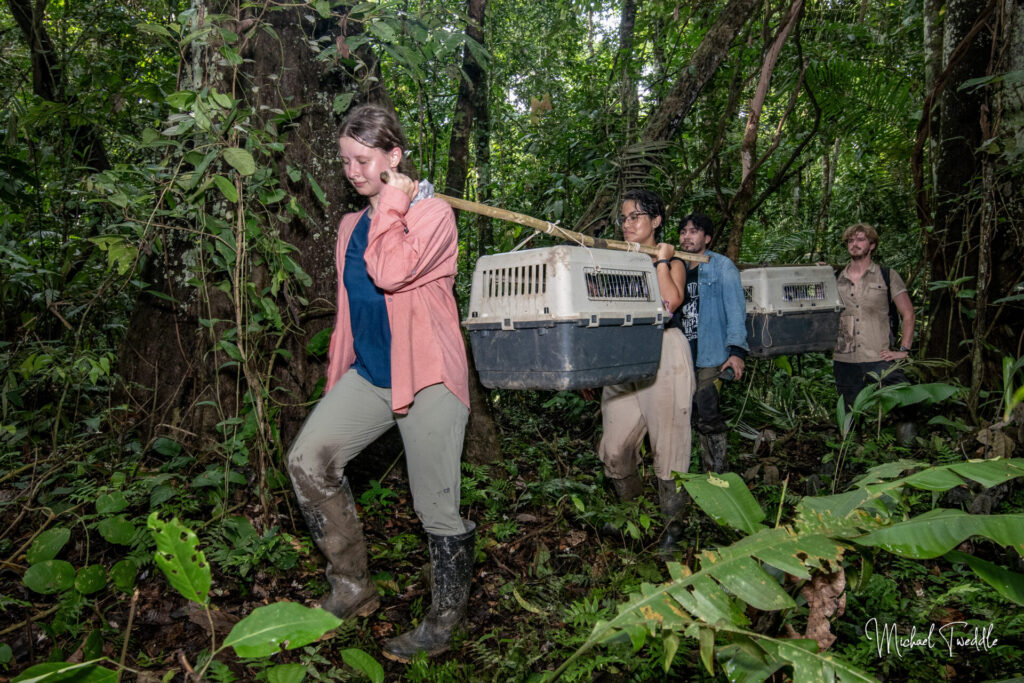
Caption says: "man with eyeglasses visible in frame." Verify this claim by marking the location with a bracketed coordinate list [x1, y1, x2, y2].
[596, 189, 695, 553]
[677, 213, 748, 474]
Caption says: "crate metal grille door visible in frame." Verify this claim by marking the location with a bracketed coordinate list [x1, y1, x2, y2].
[584, 269, 653, 301]
[782, 282, 826, 302]
[483, 263, 548, 299]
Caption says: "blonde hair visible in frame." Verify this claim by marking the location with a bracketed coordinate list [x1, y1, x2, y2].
[842, 222, 879, 247]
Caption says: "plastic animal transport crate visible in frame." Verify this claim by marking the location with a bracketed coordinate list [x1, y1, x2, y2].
[463, 245, 666, 390]
[741, 265, 843, 357]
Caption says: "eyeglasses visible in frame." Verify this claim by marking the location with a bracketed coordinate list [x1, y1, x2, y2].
[615, 211, 649, 227]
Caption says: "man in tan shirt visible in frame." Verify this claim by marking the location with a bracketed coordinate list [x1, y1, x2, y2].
[834, 223, 915, 409]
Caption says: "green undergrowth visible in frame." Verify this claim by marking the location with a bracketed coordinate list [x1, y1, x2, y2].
[2, 357, 1023, 681]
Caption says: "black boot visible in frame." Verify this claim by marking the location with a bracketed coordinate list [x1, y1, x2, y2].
[657, 477, 689, 554]
[383, 520, 476, 662]
[299, 477, 379, 619]
[608, 472, 643, 502]
[699, 432, 729, 473]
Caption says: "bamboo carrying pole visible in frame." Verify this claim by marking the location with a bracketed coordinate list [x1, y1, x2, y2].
[380, 172, 710, 264]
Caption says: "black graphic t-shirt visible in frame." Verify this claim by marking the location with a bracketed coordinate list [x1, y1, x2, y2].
[680, 265, 699, 360]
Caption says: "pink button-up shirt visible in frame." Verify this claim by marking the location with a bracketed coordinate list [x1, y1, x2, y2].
[326, 185, 470, 414]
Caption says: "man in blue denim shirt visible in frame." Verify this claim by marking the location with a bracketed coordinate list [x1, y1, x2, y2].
[677, 213, 748, 473]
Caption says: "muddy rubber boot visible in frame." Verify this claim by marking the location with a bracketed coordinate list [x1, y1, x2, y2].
[299, 477, 379, 620]
[383, 520, 476, 663]
[657, 477, 689, 555]
[895, 421, 917, 446]
[699, 432, 729, 474]
[608, 472, 643, 502]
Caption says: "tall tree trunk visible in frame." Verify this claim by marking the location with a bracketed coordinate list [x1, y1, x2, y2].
[444, 0, 487, 197]
[573, 0, 761, 235]
[443, 0, 501, 465]
[724, 0, 803, 261]
[922, 0, 995, 380]
[617, 0, 640, 140]
[7, 0, 108, 171]
[119, 3, 365, 459]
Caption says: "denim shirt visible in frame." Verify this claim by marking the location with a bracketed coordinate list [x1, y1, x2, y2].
[694, 250, 749, 368]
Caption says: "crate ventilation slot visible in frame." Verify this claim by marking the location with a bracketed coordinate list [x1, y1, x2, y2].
[782, 282, 826, 302]
[482, 264, 548, 298]
[584, 269, 653, 301]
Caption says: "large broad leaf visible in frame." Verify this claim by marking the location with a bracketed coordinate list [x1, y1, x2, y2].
[95, 491, 128, 514]
[856, 509, 1024, 559]
[948, 459, 1024, 488]
[110, 558, 138, 593]
[75, 565, 108, 595]
[946, 550, 1024, 606]
[97, 515, 136, 545]
[704, 556, 795, 611]
[223, 602, 342, 658]
[222, 147, 256, 176]
[266, 664, 307, 683]
[339, 648, 384, 683]
[147, 513, 210, 605]
[23, 560, 76, 594]
[26, 527, 71, 564]
[683, 473, 766, 535]
[759, 638, 878, 682]
[11, 661, 116, 682]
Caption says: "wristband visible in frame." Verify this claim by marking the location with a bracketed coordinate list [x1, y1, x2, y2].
[899, 346, 911, 352]
[654, 259, 671, 268]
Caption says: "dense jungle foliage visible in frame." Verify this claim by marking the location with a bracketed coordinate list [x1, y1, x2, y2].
[1, 0, 1023, 681]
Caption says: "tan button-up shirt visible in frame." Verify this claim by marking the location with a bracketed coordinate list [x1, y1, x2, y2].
[834, 262, 907, 363]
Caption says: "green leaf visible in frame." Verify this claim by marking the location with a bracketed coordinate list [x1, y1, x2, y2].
[683, 473, 766, 535]
[213, 175, 239, 203]
[662, 632, 680, 673]
[716, 637, 784, 683]
[339, 648, 384, 683]
[148, 513, 211, 605]
[698, 626, 714, 675]
[333, 92, 355, 115]
[948, 459, 1024, 488]
[902, 468, 965, 491]
[26, 527, 71, 564]
[96, 491, 128, 514]
[266, 664, 308, 683]
[223, 603, 341, 658]
[110, 558, 138, 593]
[946, 550, 1024, 606]
[368, 19, 396, 43]
[151, 437, 181, 456]
[314, 0, 331, 18]
[12, 661, 117, 683]
[23, 560, 76, 594]
[0, 643, 12, 665]
[97, 515, 137, 545]
[856, 509, 1024, 559]
[706, 557, 795, 611]
[75, 565, 108, 595]
[223, 147, 256, 176]
[307, 172, 328, 207]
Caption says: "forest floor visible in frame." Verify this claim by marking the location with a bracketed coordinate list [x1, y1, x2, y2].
[3, 384, 1023, 682]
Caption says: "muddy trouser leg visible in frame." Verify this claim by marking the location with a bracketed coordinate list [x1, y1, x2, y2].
[597, 380, 647, 495]
[640, 330, 695, 551]
[287, 370, 396, 618]
[384, 383, 471, 661]
[694, 366, 728, 473]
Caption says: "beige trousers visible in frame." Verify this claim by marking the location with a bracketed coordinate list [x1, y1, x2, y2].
[287, 369, 468, 536]
[598, 328, 695, 480]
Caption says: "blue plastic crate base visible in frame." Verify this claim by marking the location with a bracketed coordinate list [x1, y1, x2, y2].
[463, 246, 667, 390]
[468, 319, 663, 390]
[745, 310, 842, 358]
[741, 265, 844, 358]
